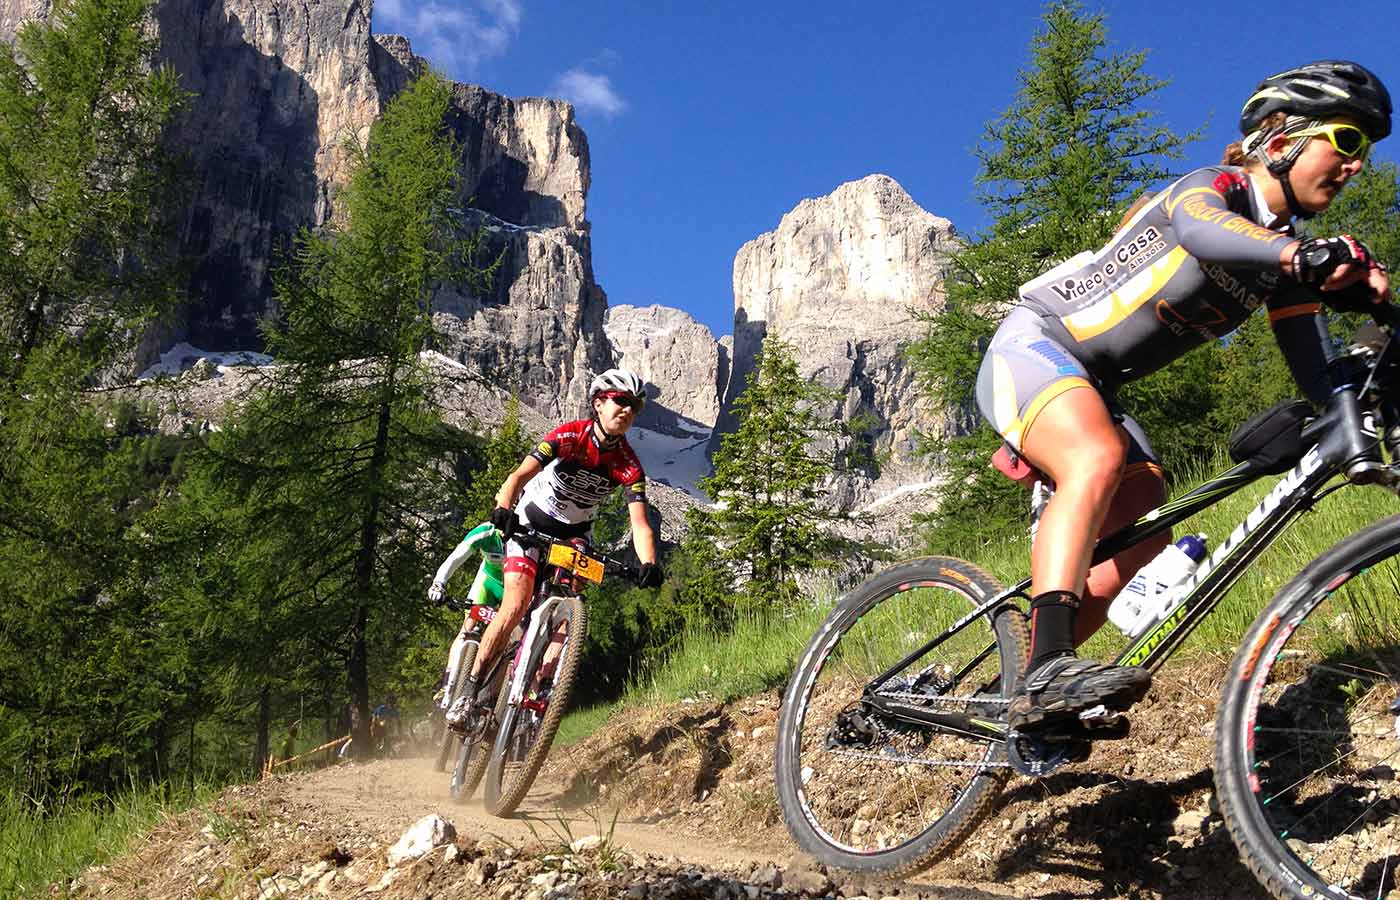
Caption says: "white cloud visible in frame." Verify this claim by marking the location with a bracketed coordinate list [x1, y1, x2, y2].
[374, 0, 522, 75]
[552, 68, 626, 118]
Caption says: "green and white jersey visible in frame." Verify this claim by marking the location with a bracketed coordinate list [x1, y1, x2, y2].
[434, 522, 506, 607]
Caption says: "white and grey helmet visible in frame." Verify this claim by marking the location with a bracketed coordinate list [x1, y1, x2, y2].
[589, 368, 646, 404]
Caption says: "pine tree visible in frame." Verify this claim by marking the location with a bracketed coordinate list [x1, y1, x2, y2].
[0, 0, 184, 375]
[689, 336, 846, 613]
[205, 71, 497, 756]
[905, 1, 1201, 551]
[0, 0, 187, 800]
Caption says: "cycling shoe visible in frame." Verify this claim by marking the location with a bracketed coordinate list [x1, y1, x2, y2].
[1007, 655, 1151, 731]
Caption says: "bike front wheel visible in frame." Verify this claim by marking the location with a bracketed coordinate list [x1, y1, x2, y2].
[483, 596, 587, 817]
[1217, 513, 1400, 900]
[775, 556, 1028, 877]
[438, 640, 479, 773]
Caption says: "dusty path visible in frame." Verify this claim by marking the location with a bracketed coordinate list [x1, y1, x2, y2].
[275, 755, 1017, 898]
[284, 756, 784, 870]
[73, 678, 1279, 899]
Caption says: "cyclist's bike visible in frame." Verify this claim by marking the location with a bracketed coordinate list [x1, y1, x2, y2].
[436, 594, 509, 801]
[776, 308, 1400, 900]
[480, 527, 639, 817]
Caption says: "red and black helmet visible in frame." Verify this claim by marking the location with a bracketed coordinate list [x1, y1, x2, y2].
[1241, 60, 1392, 141]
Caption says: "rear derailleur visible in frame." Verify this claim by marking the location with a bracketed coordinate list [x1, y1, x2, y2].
[1006, 705, 1130, 777]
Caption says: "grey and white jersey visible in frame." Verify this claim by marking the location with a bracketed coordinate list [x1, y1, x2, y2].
[1017, 166, 1331, 402]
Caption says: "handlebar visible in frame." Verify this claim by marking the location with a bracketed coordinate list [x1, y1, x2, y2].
[503, 525, 642, 584]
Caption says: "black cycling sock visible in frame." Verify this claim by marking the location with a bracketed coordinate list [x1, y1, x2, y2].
[1027, 590, 1080, 673]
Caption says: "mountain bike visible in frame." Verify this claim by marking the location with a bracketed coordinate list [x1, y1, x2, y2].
[436, 594, 510, 801]
[775, 307, 1400, 900]
[480, 527, 639, 817]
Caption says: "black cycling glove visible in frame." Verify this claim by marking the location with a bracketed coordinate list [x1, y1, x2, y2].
[637, 562, 664, 588]
[489, 505, 516, 539]
[1320, 279, 1388, 315]
[1292, 235, 1379, 285]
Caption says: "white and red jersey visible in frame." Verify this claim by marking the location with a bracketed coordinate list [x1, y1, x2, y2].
[518, 419, 647, 526]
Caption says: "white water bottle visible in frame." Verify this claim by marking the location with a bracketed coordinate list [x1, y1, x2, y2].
[1108, 533, 1208, 638]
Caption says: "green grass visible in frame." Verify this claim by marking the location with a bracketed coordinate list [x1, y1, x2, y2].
[0, 782, 214, 898]
[560, 448, 1400, 745]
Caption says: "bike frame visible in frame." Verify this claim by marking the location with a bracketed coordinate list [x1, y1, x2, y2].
[863, 381, 1400, 736]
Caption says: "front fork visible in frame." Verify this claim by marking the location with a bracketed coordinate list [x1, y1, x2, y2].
[506, 597, 563, 708]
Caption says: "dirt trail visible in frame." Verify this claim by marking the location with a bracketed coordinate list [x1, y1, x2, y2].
[71, 672, 1278, 899]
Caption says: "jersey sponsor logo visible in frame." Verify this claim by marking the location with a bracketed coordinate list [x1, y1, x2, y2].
[1199, 262, 1271, 312]
[1179, 196, 1280, 243]
[536, 441, 555, 458]
[1049, 226, 1164, 303]
[1155, 298, 1229, 339]
[1114, 225, 1166, 273]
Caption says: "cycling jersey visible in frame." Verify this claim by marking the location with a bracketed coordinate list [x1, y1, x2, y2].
[517, 419, 647, 527]
[1014, 165, 1331, 399]
[977, 165, 1337, 456]
[432, 521, 505, 606]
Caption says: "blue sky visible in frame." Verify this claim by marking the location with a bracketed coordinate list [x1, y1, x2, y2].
[372, 1, 1399, 338]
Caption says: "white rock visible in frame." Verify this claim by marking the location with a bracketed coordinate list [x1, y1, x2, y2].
[569, 835, 602, 853]
[257, 875, 300, 899]
[387, 814, 456, 867]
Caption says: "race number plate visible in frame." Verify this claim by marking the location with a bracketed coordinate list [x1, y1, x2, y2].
[547, 543, 604, 583]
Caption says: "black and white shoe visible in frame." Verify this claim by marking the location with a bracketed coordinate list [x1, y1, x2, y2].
[1007, 656, 1151, 731]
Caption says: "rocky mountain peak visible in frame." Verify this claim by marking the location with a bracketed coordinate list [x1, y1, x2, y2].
[720, 172, 962, 510]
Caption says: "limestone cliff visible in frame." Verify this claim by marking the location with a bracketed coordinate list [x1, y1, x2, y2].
[719, 174, 961, 509]
[1, 0, 609, 418]
[604, 304, 725, 436]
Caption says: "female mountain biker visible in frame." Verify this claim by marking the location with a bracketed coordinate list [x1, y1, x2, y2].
[443, 368, 665, 728]
[974, 60, 1394, 731]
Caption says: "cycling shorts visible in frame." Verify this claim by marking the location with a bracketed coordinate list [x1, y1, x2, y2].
[975, 306, 1161, 472]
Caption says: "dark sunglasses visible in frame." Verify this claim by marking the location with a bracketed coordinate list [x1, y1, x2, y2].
[599, 391, 645, 410]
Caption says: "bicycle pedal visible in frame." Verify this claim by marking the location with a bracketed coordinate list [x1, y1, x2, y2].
[1075, 705, 1131, 740]
[1006, 729, 1085, 777]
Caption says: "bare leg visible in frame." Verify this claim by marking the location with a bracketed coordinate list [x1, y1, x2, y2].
[1019, 386, 1128, 599]
[473, 570, 533, 677]
[1076, 464, 1169, 644]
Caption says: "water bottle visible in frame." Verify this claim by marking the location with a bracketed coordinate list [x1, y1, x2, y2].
[1108, 534, 1208, 638]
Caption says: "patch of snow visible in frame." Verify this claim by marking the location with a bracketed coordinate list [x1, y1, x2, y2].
[850, 479, 943, 516]
[626, 426, 713, 499]
[137, 343, 273, 380]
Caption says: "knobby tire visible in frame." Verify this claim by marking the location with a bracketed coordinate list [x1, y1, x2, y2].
[1217, 513, 1400, 900]
[775, 556, 1028, 877]
[484, 596, 587, 817]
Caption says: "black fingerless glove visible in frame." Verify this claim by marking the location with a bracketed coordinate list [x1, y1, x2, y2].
[1292, 235, 1378, 284]
[489, 506, 516, 539]
[637, 562, 664, 588]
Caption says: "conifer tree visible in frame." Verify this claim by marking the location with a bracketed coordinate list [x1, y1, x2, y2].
[0, 0, 187, 799]
[689, 336, 845, 612]
[905, 1, 1200, 550]
[209, 71, 496, 755]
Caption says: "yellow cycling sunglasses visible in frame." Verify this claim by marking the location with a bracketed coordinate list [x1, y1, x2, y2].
[1290, 121, 1372, 160]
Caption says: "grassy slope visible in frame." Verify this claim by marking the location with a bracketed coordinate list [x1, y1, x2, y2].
[0, 784, 217, 898]
[561, 450, 1400, 745]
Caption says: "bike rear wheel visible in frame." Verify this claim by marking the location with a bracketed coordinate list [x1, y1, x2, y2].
[775, 557, 1027, 877]
[1217, 513, 1400, 899]
[483, 596, 587, 817]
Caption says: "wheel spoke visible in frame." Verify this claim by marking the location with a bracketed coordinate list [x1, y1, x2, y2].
[775, 560, 1024, 872]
